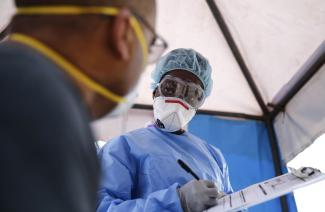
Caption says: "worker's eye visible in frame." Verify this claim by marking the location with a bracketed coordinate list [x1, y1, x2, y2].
[197, 93, 203, 102]
[161, 80, 177, 96]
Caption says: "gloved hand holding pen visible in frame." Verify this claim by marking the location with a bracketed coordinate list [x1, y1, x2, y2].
[178, 180, 225, 212]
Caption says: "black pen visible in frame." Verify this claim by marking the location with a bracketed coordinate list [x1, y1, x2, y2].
[177, 159, 200, 180]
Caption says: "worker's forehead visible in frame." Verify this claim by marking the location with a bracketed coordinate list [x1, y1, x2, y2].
[163, 69, 204, 88]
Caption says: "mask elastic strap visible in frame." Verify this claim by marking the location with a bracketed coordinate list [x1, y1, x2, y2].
[10, 33, 126, 103]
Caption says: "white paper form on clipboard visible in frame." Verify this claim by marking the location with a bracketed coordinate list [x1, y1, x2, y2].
[206, 167, 325, 212]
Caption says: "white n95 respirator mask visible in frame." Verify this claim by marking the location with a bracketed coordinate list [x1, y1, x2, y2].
[153, 97, 196, 132]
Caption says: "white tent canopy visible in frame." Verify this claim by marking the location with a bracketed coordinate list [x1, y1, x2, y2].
[137, 0, 325, 117]
[0, 0, 15, 33]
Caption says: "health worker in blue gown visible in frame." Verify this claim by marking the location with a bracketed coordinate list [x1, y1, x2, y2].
[97, 48, 235, 212]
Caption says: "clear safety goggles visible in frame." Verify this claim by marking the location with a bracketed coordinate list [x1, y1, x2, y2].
[158, 75, 205, 109]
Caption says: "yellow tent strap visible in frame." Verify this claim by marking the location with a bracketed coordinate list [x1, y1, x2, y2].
[16, 6, 148, 66]
[10, 33, 126, 103]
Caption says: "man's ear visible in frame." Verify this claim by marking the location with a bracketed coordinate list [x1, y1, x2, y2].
[111, 8, 134, 61]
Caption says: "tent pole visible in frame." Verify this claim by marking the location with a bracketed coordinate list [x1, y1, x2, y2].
[205, 0, 268, 115]
[205, 0, 289, 211]
[0, 24, 10, 41]
[270, 43, 325, 119]
[265, 117, 289, 211]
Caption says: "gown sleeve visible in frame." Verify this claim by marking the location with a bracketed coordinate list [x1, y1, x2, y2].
[97, 136, 183, 212]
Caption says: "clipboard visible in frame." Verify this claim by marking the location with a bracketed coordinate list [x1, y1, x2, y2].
[206, 167, 325, 212]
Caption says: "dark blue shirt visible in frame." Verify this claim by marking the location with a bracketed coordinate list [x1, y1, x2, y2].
[0, 41, 99, 212]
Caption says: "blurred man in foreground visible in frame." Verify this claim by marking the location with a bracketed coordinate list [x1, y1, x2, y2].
[0, 0, 166, 211]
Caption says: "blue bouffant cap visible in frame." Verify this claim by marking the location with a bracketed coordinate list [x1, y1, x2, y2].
[151, 48, 213, 96]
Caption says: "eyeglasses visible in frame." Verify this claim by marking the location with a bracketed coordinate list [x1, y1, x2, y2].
[158, 75, 205, 109]
[132, 11, 168, 64]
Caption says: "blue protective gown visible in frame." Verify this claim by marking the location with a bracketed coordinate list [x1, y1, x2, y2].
[97, 125, 233, 212]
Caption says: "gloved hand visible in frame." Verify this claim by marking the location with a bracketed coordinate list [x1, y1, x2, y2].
[177, 180, 225, 212]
